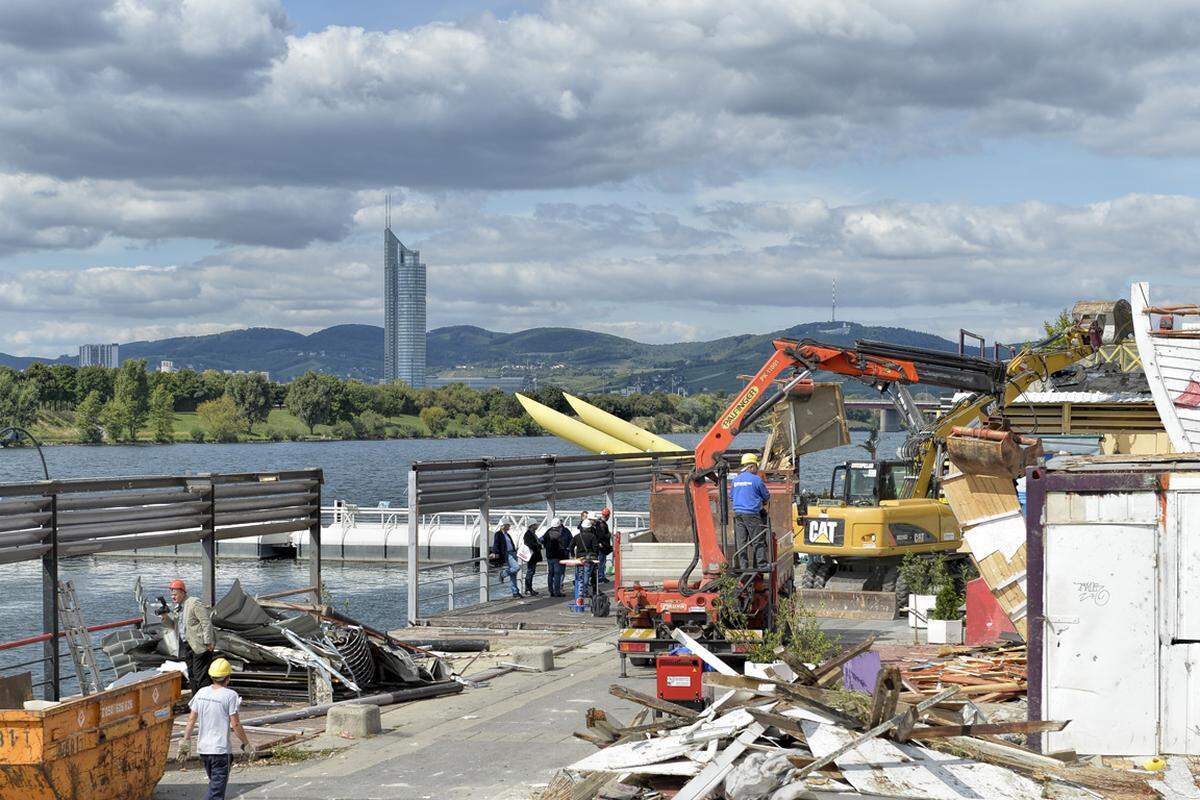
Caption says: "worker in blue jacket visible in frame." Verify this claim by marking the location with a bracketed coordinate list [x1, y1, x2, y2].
[729, 453, 771, 571]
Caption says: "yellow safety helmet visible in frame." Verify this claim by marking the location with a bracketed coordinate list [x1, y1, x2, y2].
[208, 658, 233, 679]
[740, 453, 760, 466]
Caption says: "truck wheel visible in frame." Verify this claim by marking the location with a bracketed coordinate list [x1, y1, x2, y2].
[800, 559, 829, 589]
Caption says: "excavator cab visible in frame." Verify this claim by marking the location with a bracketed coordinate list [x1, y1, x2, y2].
[828, 460, 909, 506]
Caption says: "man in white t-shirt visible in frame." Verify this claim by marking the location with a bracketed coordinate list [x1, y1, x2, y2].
[178, 657, 254, 799]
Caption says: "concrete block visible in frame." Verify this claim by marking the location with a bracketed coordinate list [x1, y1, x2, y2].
[326, 703, 382, 738]
[511, 646, 555, 672]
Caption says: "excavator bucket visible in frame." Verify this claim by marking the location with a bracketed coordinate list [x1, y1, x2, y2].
[1071, 299, 1132, 345]
[946, 427, 1043, 478]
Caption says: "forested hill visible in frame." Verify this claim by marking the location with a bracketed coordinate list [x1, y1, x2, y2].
[1, 320, 957, 391]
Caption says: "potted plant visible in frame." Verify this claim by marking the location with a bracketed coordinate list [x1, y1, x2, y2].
[899, 553, 948, 629]
[927, 582, 964, 644]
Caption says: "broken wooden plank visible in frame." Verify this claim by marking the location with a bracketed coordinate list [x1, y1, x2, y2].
[772, 645, 819, 685]
[867, 666, 900, 728]
[586, 708, 620, 742]
[792, 686, 960, 779]
[573, 730, 612, 747]
[812, 634, 877, 681]
[608, 683, 700, 719]
[669, 628, 737, 675]
[745, 708, 809, 740]
[803, 721, 1050, 799]
[703, 672, 862, 729]
[671, 722, 766, 800]
[910, 719, 1068, 740]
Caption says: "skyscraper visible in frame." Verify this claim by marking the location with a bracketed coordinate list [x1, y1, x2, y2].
[79, 343, 119, 368]
[383, 218, 427, 387]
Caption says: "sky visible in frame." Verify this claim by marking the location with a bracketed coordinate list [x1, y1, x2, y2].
[2, 0, 1200, 357]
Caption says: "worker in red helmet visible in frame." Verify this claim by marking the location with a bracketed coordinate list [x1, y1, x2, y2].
[594, 508, 613, 583]
[158, 578, 216, 694]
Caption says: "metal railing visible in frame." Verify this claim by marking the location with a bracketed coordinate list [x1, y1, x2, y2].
[0, 469, 323, 699]
[415, 555, 491, 613]
[403, 450, 750, 623]
[319, 503, 648, 561]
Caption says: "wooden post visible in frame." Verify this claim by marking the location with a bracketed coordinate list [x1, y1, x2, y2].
[201, 480, 217, 607]
[406, 469, 419, 625]
[309, 479, 322, 603]
[42, 492, 59, 701]
[478, 499, 490, 604]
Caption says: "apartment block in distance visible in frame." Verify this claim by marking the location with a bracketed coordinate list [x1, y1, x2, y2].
[79, 343, 119, 369]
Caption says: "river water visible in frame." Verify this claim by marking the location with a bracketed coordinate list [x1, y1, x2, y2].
[0, 431, 903, 689]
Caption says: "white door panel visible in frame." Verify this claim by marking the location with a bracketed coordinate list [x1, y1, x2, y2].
[1044, 520, 1158, 756]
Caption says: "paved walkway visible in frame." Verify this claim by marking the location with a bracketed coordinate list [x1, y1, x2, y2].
[155, 617, 910, 800]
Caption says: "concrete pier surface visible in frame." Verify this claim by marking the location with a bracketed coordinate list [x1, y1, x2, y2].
[153, 615, 909, 800]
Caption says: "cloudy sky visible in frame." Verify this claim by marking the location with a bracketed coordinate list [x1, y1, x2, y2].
[3, 0, 1200, 356]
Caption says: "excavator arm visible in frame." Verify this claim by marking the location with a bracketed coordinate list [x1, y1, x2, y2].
[686, 337, 1009, 580]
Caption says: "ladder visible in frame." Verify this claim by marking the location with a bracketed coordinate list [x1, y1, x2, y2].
[57, 580, 104, 696]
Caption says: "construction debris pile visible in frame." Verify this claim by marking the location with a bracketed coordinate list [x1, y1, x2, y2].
[544, 635, 1156, 800]
[100, 580, 450, 702]
[891, 642, 1027, 706]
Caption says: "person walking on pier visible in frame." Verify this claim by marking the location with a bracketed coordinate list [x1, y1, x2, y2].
[729, 453, 772, 572]
[594, 508, 613, 583]
[178, 657, 254, 800]
[521, 523, 543, 597]
[543, 517, 569, 596]
[158, 578, 215, 695]
[490, 522, 522, 598]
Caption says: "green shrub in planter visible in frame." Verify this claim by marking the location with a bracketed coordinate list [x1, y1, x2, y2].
[898, 552, 950, 595]
[930, 582, 963, 621]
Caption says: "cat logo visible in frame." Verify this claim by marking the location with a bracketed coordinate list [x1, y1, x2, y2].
[806, 518, 844, 545]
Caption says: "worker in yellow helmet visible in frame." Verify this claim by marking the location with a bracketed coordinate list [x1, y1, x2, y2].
[729, 452, 771, 572]
[177, 657, 254, 797]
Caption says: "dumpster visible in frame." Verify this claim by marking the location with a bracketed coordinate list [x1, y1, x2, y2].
[0, 671, 181, 800]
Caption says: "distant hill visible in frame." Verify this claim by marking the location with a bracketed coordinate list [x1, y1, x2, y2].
[1, 320, 958, 390]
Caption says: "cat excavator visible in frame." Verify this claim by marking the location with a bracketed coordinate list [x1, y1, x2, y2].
[795, 300, 1132, 616]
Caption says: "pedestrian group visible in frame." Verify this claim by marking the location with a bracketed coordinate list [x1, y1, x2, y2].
[489, 508, 613, 598]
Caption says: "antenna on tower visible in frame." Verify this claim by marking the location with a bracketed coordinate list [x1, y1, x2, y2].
[831, 276, 837, 322]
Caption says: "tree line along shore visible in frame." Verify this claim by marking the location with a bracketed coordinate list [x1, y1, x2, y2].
[0, 360, 854, 445]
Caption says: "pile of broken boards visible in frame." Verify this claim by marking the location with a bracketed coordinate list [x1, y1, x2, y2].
[545, 638, 1157, 800]
[100, 579, 449, 702]
[892, 642, 1028, 706]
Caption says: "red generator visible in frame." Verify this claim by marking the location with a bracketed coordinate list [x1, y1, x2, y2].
[655, 655, 704, 710]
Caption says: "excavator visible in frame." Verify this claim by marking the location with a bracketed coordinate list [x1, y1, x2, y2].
[795, 300, 1132, 615]
[615, 333, 1023, 658]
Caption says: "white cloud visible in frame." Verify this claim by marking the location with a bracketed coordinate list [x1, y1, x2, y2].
[3, 192, 1199, 354]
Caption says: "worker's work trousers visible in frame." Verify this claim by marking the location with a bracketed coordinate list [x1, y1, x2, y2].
[733, 512, 770, 571]
[201, 753, 231, 800]
[181, 643, 214, 694]
[547, 560, 566, 596]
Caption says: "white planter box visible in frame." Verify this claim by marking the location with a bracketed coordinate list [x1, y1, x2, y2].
[908, 593, 937, 629]
[927, 618, 964, 645]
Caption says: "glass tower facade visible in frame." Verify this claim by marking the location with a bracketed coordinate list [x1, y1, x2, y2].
[383, 228, 427, 387]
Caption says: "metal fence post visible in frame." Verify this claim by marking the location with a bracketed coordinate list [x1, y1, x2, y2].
[478, 500, 490, 604]
[447, 562, 455, 611]
[406, 469, 419, 625]
[201, 480, 216, 607]
[42, 491, 59, 700]
[310, 478, 322, 603]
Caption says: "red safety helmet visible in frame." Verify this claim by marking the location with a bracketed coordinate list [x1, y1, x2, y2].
[600, 508, 611, 518]
[169, 579, 186, 591]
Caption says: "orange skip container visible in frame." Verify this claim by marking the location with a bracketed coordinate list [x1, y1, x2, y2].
[0, 671, 181, 800]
